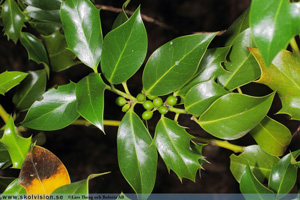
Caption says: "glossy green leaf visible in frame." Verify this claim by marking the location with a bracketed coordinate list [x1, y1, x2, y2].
[0, 179, 26, 197]
[51, 173, 109, 196]
[250, 48, 300, 120]
[268, 150, 300, 196]
[224, 8, 249, 46]
[22, 82, 80, 131]
[22, 0, 62, 10]
[116, 192, 131, 200]
[43, 31, 79, 72]
[199, 93, 274, 140]
[20, 32, 50, 73]
[0, 71, 27, 95]
[24, 6, 60, 23]
[184, 79, 228, 116]
[61, 0, 103, 71]
[76, 73, 106, 132]
[230, 145, 279, 183]
[0, 177, 15, 192]
[217, 28, 260, 91]
[250, 116, 291, 156]
[0, 143, 11, 169]
[112, 10, 128, 29]
[143, 33, 216, 96]
[117, 110, 157, 199]
[13, 69, 47, 111]
[101, 7, 147, 84]
[240, 165, 274, 200]
[250, 0, 300, 66]
[0, 117, 31, 169]
[154, 116, 204, 181]
[177, 47, 229, 95]
[1, 0, 26, 43]
[29, 21, 61, 35]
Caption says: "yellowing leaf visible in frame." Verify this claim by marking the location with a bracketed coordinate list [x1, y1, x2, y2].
[250, 48, 300, 120]
[18, 145, 70, 194]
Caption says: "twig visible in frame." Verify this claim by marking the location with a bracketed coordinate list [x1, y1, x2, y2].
[96, 4, 176, 31]
[193, 136, 244, 153]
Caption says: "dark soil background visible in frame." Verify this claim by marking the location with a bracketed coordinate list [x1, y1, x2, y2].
[1, 0, 300, 195]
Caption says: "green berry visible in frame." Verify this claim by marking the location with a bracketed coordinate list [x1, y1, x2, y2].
[143, 100, 154, 110]
[153, 97, 163, 107]
[147, 95, 156, 100]
[116, 97, 126, 106]
[158, 106, 168, 115]
[136, 93, 146, 102]
[142, 110, 153, 120]
[24, 16, 30, 22]
[166, 96, 178, 106]
[122, 104, 130, 112]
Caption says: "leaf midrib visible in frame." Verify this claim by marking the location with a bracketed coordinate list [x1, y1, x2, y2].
[160, 118, 193, 178]
[200, 95, 269, 124]
[146, 41, 204, 94]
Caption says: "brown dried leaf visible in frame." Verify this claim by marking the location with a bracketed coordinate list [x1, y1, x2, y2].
[18, 145, 70, 194]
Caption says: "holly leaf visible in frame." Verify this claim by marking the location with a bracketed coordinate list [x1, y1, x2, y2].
[18, 145, 70, 194]
[0, 177, 15, 192]
[76, 73, 106, 132]
[240, 164, 274, 200]
[250, 48, 300, 120]
[217, 28, 260, 91]
[224, 8, 249, 46]
[117, 110, 157, 199]
[22, 82, 80, 131]
[230, 145, 279, 183]
[51, 173, 110, 197]
[250, 116, 291, 156]
[112, 10, 128, 29]
[0, 71, 28, 95]
[20, 32, 50, 75]
[1, 0, 26, 43]
[198, 93, 274, 140]
[143, 33, 216, 96]
[29, 21, 61, 35]
[101, 7, 147, 84]
[268, 150, 300, 198]
[177, 47, 230, 95]
[61, 0, 103, 71]
[250, 0, 300, 66]
[0, 117, 31, 169]
[0, 179, 26, 197]
[13, 69, 47, 111]
[24, 6, 60, 23]
[42, 31, 80, 72]
[154, 116, 204, 181]
[0, 143, 11, 169]
[22, 0, 62, 10]
[184, 79, 228, 116]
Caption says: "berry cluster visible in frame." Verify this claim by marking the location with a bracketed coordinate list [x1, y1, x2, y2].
[115, 93, 178, 120]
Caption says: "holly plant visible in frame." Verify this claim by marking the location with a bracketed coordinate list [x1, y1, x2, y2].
[0, 0, 300, 199]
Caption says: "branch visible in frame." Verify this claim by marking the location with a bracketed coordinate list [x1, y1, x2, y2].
[96, 4, 176, 31]
[193, 136, 244, 153]
[0, 104, 10, 123]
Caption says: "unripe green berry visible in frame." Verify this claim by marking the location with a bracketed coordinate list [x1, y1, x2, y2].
[158, 106, 168, 115]
[143, 100, 154, 110]
[147, 95, 156, 100]
[116, 96, 126, 106]
[142, 110, 153, 120]
[24, 16, 30, 22]
[153, 97, 163, 107]
[136, 93, 146, 102]
[166, 96, 178, 106]
[122, 104, 130, 112]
